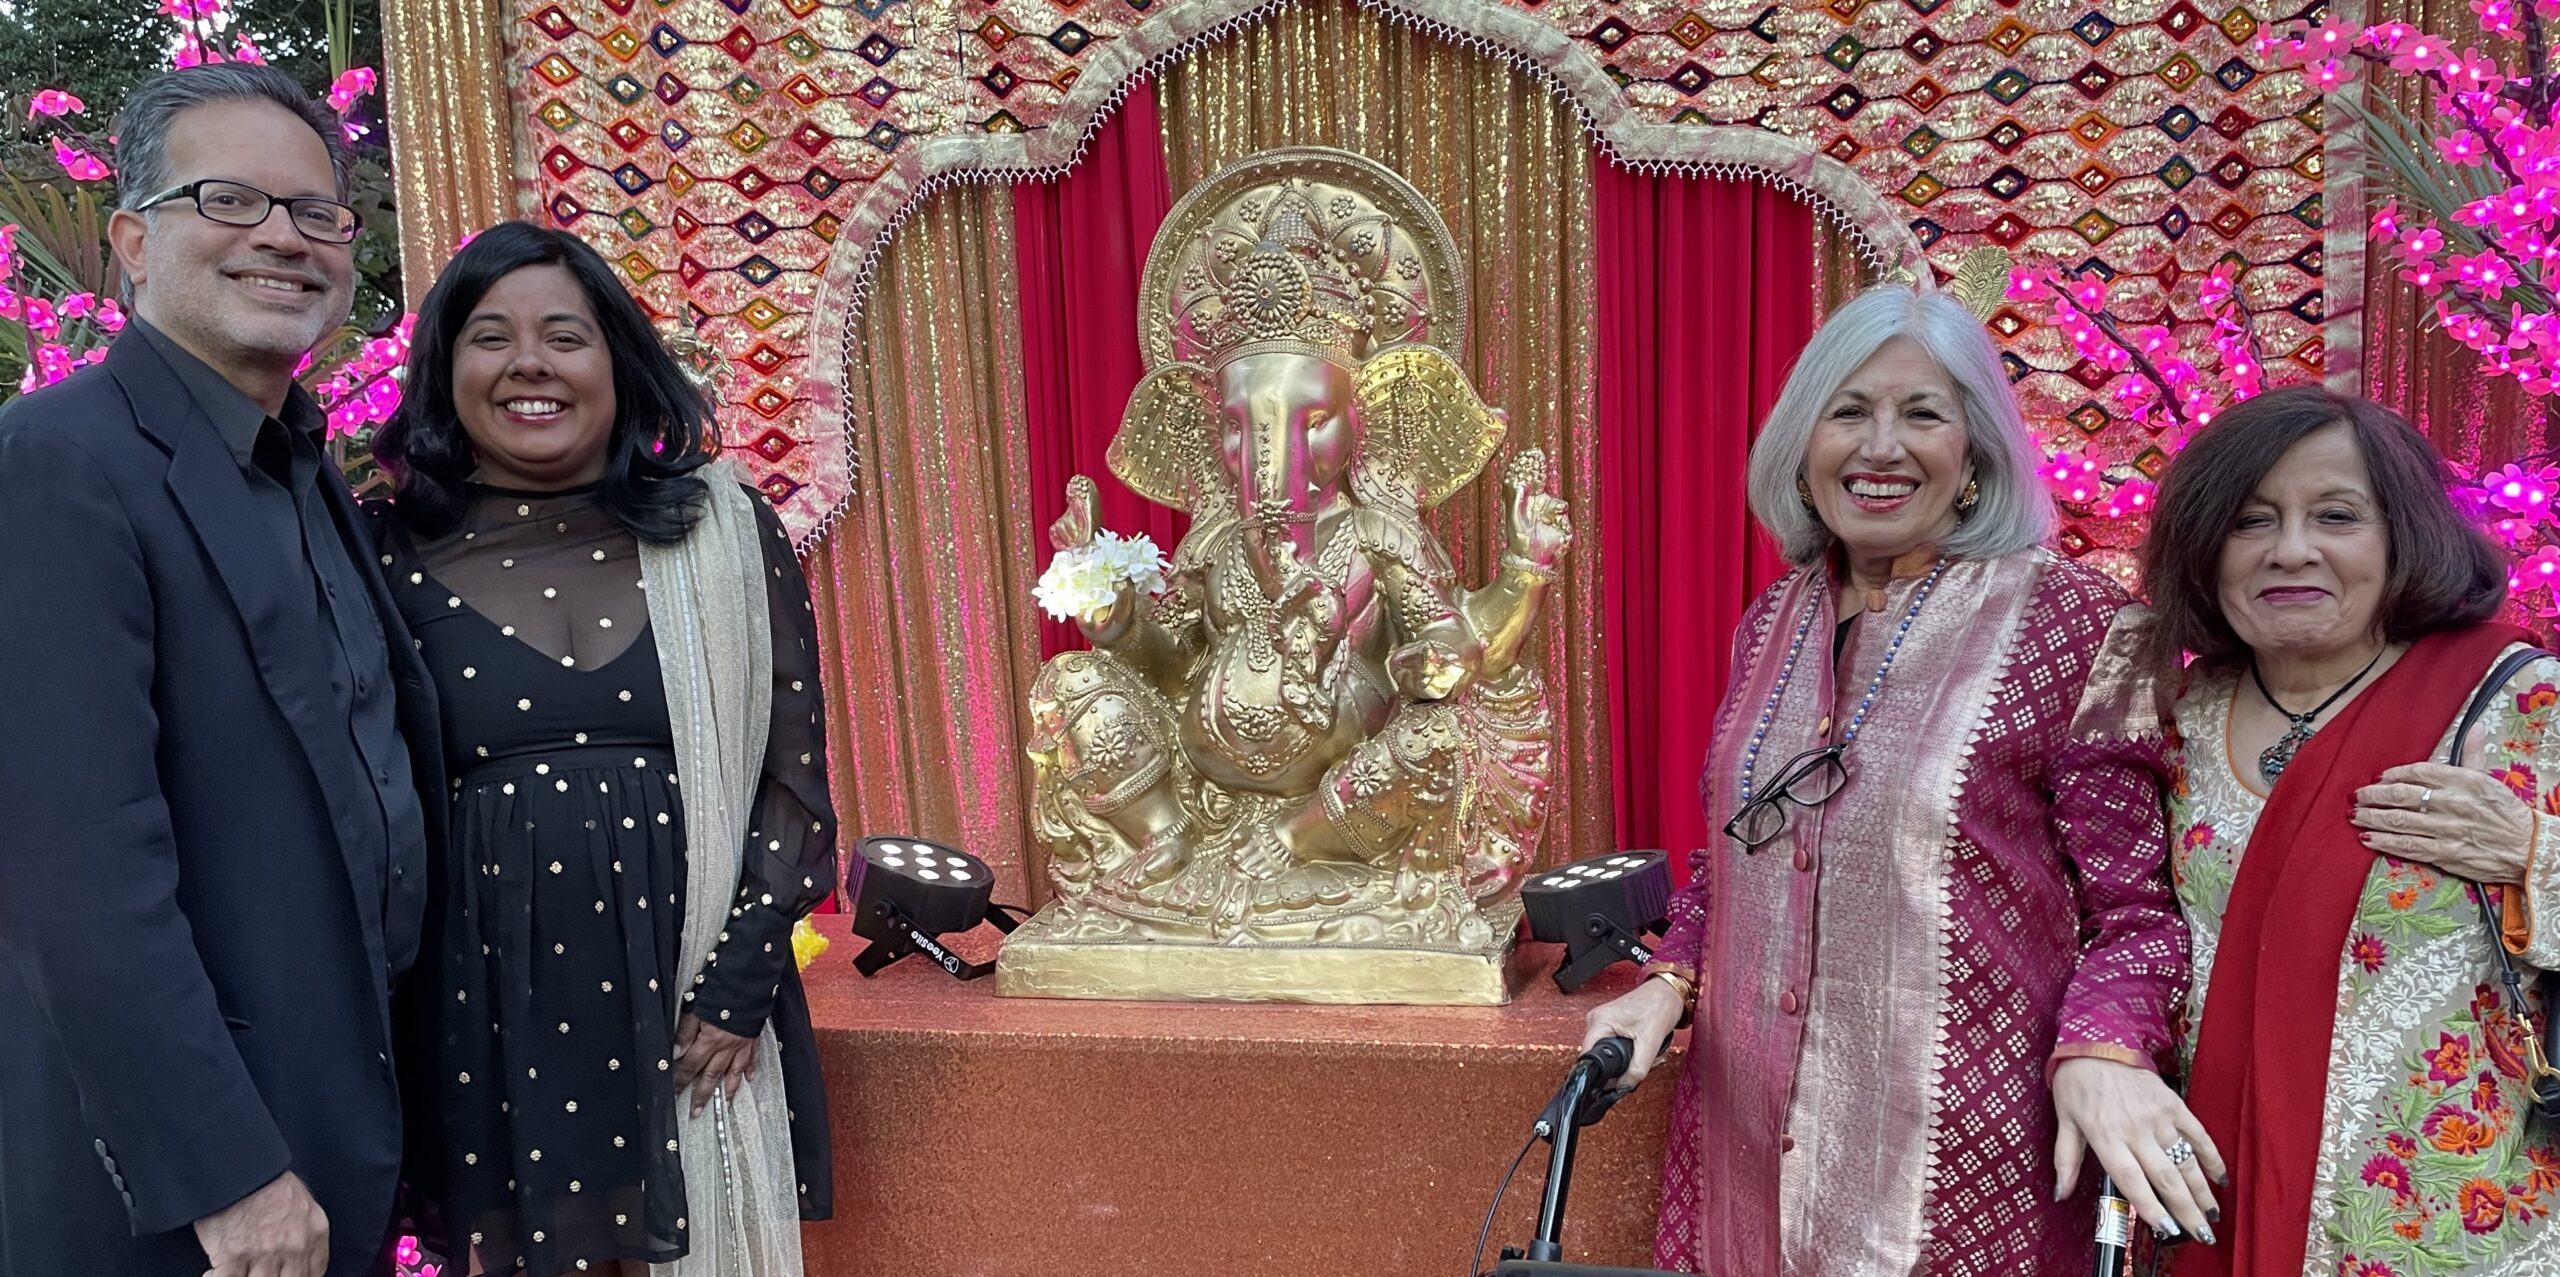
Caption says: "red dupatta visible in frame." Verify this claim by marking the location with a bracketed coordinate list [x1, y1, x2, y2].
[2182, 623, 2528, 1276]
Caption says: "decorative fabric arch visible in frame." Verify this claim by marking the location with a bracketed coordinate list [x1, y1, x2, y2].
[389, 0, 2323, 552]
[798, 0, 1917, 549]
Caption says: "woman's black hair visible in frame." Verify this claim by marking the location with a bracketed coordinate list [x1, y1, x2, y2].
[373, 220, 710, 542]
[2140, 385, 2507, 674]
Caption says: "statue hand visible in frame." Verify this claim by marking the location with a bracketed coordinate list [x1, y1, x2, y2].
[1050, 475, 1099, 552]
[1502, 449, 1572, 570]
[1388, 639, 1468, 701]
[1078, 577, 1141, 646]
[1274, 570, 1348, 642]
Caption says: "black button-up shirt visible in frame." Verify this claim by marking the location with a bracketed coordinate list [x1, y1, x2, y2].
[136, 319, 426, 961]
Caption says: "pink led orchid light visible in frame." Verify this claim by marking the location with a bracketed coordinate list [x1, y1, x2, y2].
[27, 90, 85, 118]
[50, 138, 110, 181]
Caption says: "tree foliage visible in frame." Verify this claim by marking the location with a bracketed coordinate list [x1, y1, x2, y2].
[0, 0, 169, 119]
[0, 0, 402, 398]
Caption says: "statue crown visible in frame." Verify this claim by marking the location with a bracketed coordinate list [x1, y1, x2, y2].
[1170, 176, 1432, 371]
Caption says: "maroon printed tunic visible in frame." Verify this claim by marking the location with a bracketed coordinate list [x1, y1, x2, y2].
[1646, 548, 2186, 1276]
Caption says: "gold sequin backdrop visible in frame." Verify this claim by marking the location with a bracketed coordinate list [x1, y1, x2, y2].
[801, 189, 1053, 900]
[378, 0, 520, 309]
[802, 0, 1609, 903]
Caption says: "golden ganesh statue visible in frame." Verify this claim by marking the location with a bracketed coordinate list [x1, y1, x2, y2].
[994, 147, 1572, 1004]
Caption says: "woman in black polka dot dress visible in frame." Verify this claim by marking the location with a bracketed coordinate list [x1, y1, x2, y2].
[371, 223, 836, 1277]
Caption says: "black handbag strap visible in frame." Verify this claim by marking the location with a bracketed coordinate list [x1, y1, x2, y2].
[2450, 645, 2560, 1091]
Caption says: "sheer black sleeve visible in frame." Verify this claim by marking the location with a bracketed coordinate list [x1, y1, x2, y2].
[685, 492, 840, 1036]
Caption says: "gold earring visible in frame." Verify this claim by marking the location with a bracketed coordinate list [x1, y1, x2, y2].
[1796, 475, 1816, 510]
[1954, 477, 1980, 517]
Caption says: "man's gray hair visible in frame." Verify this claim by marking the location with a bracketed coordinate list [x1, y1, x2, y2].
[1746, 284, 2054, 565]
[114, 63, 351, 210]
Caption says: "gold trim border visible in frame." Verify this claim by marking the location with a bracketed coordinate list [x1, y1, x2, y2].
[995, 901, 1535, 1005]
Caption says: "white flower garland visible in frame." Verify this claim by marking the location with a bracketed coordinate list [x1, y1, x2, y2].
[1035, 531, 1171, 622]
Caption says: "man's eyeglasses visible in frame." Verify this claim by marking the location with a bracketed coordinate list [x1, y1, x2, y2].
[134, 179, 360, 244]
[1724, 744, 1849, 850]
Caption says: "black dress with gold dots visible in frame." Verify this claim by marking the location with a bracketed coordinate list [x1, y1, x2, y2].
[374, 481, 837, 1277]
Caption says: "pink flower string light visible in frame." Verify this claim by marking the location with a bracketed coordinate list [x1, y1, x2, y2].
[160, 0, 266, 69]
[50, 138, 110, 181]
[327, 67, 378, 113]
[2256, 6, 2560, 615]
[328, 67, 380, 142]
[2, 4, 414, 453]
[26, 90, 85, 119]
[2258, 16, 2560, 393]
[11, 288, 124, 394]
[313, 316, 415, 438]
[2009, 261, 2272, 518]
[392, 1232, 439, 1277]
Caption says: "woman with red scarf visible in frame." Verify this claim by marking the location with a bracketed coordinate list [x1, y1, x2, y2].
[2147, 386, 2560, 1275]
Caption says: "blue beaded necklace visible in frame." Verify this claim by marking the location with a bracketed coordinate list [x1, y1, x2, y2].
[1738, 557, 1952, 804]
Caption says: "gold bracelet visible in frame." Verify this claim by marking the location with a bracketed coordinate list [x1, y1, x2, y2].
[1645, 968, 1696, 1006]
[1499, 551, 1559, 583]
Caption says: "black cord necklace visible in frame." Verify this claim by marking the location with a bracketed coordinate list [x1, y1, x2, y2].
[2251, 646, 2388, 784]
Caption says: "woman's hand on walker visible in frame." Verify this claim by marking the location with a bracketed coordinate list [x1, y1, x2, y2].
[1577, 976, 1685, 1090]
[2053, 1056, 2225, 1244]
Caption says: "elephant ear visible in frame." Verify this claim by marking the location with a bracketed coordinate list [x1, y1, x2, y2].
[1354, 344, 1507, 511]
[1108, 363, 1228, 512]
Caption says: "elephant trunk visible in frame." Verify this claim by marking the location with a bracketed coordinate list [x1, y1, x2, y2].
[1237, 386, 1319, 569]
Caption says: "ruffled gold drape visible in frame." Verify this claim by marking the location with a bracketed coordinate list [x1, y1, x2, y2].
[802, 188, 1049, 899]
[1811, 218, 1877, 323]
[1158, 0, 1611, 861]
[378, 0, 522, 308]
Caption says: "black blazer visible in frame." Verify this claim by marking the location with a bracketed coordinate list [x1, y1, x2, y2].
[0, 334, 444, 1277]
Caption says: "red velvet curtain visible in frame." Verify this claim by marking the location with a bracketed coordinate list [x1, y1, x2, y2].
[1596, 164, 1815, 879]
[1014, 84, 1187, 657]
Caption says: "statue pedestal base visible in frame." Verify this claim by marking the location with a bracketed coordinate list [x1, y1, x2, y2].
[796, 914, 1673, 1274]
[992, 900, 1531, 1005]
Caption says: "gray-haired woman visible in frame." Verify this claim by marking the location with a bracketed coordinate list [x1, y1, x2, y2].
[1580, 285, 2208, 1275]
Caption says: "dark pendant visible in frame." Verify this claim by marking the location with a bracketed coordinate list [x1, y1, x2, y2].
[2259, 723, 2312, 785]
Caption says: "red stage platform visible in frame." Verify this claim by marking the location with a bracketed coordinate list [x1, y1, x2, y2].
[798, 914, 1678, 1275]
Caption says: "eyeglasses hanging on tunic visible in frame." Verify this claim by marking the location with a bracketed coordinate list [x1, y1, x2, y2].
[1723, 743, 1849, 850]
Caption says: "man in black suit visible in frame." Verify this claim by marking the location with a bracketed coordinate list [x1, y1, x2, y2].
[0, 64, 441, 1277]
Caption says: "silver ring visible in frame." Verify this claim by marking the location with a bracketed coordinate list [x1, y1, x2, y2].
[2421, 786, 2435, 813]
[2164, 1139, 2195, 1168]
